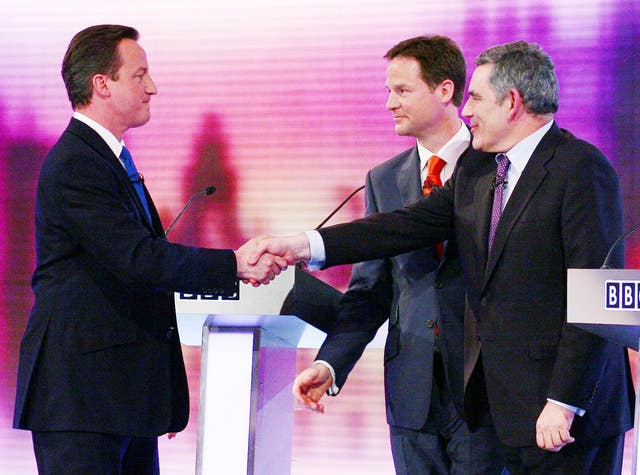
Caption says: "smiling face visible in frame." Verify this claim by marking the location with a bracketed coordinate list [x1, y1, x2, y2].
[462, 64, 513, 153]
[385, 56, 447, 141]
[104, 38, 157, 138]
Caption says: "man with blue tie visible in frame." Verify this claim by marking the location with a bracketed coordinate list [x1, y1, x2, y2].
[12, 24, 285, 474]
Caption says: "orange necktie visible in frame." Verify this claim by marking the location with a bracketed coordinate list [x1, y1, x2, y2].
[422, 155, 446, 259]
[422, 155, 446, 195]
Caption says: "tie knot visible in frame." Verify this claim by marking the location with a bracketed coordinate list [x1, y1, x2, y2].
[423, 155, 446, 196]
[120, 146, 132, 163]
[120, 146, 142, 183]
[495, 153, 510, 179]
[427, 155, 446, 177]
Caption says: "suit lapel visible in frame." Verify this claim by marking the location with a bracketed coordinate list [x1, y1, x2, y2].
[68, 119, 157, 234]
[482, 124, 563, 286]
[397, 146, 422, 206]
[460, 149, 495, 274]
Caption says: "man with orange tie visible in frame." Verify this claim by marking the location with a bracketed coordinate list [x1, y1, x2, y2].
[292, 36, 503, 475]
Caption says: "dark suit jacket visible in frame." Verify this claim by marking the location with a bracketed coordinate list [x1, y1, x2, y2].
[13, 118, 238, 437]
[316, 145, 467, 429]
[317, 123, 634, 446]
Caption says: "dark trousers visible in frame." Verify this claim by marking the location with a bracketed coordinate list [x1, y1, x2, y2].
[501, 433, 625, 475]
[389, 350, 505, 475]
[32, 431, 159, 475]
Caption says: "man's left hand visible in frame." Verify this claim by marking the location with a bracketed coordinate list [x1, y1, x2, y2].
[535, 401, 576, 451]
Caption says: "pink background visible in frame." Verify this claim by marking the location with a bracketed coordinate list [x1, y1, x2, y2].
[1, 1, 639, 473]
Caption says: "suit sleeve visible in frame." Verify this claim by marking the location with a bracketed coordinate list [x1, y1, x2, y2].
[548, 139, 625, 408]
[318, 173, 455, 268]
[315, 171, 393, 390]
[43, 147, 237, 294]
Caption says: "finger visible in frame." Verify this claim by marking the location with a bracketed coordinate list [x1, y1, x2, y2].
[300, 395, 325, 413]
[292, 386, 305, 402]
[537, 430, 553, 451]
[551, 429, 573, 448]
[274, 256, 288, 269]
[558, 430, 575, 447]
[550, 430, 563, 449]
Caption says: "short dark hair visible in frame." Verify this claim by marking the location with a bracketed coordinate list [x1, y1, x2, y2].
[62, 24, 139, 109]
[385, 35, 466, 106]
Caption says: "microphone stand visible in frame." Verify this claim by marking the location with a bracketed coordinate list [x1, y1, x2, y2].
[315, 185, 365, 229]
[165, 186, 216, 237]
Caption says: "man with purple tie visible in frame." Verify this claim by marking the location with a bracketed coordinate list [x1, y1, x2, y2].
[252, 41, 634, 474]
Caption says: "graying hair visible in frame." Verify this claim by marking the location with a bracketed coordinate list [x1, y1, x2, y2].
[475, 41, 558, 114]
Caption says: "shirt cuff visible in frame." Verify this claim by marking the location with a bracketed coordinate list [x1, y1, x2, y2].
[304, 230, 326, 270]
[313, 360, 339, 396]
[547, 398, 586, 417]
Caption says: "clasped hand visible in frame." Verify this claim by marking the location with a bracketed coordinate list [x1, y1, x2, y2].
[234, 239, 288, 286]
[235, 233, 312, 286]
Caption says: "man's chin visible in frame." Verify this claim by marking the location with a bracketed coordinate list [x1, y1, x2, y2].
[130, 115, 151, 129]
[471, 137, 485, 152]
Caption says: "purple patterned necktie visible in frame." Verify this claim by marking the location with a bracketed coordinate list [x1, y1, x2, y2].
[488, 153, 510, 252]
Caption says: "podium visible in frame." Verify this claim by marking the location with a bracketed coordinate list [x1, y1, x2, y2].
[567, 268, 640, 473]
[175, 266, 339, 475]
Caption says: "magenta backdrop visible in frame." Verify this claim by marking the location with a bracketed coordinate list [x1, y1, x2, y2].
[1, 1, 639, 473]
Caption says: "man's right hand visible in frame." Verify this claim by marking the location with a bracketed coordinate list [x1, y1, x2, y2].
[247, 233, 312, 267]
[292, 363, 333, 413]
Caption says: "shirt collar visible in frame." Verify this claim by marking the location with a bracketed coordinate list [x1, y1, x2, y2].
[499, 119, 554, 172]
[73, 111, 126, 158]
[417, 120, 470, 171]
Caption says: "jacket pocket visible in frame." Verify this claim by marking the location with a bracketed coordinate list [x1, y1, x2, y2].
[74, 319, 137, 353]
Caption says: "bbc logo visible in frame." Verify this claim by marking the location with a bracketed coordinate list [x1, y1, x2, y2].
[605, 280, 640, 310]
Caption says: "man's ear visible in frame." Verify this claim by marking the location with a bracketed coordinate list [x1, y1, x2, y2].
[507, 87, 524, 120]
[438, 79, 455, 104]
[92, 74, 111, 99]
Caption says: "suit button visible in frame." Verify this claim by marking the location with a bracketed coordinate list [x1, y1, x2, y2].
[427, 320, 435, 328]
[435, 282, 444, 289]
[165, 326, 175, 341]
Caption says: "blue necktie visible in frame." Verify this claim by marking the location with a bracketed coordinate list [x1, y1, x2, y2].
[120, 146, 152, 223]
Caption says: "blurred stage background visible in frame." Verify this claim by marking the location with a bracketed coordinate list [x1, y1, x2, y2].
[1, 0, 639, 473]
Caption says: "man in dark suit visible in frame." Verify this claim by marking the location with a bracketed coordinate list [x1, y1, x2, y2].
[253, 41, 634, 474]
[292, 36, 502, 474]
[12, 24, 284, 475]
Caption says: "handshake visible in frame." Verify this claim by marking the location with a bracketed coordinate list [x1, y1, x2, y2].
[233, 233, 313, 286]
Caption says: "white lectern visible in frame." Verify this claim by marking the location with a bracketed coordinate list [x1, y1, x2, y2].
[567, 268, 640, 474]
[175, 267, 330, 475]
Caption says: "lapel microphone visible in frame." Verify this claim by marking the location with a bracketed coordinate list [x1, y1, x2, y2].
[490, 176, 508, 191]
